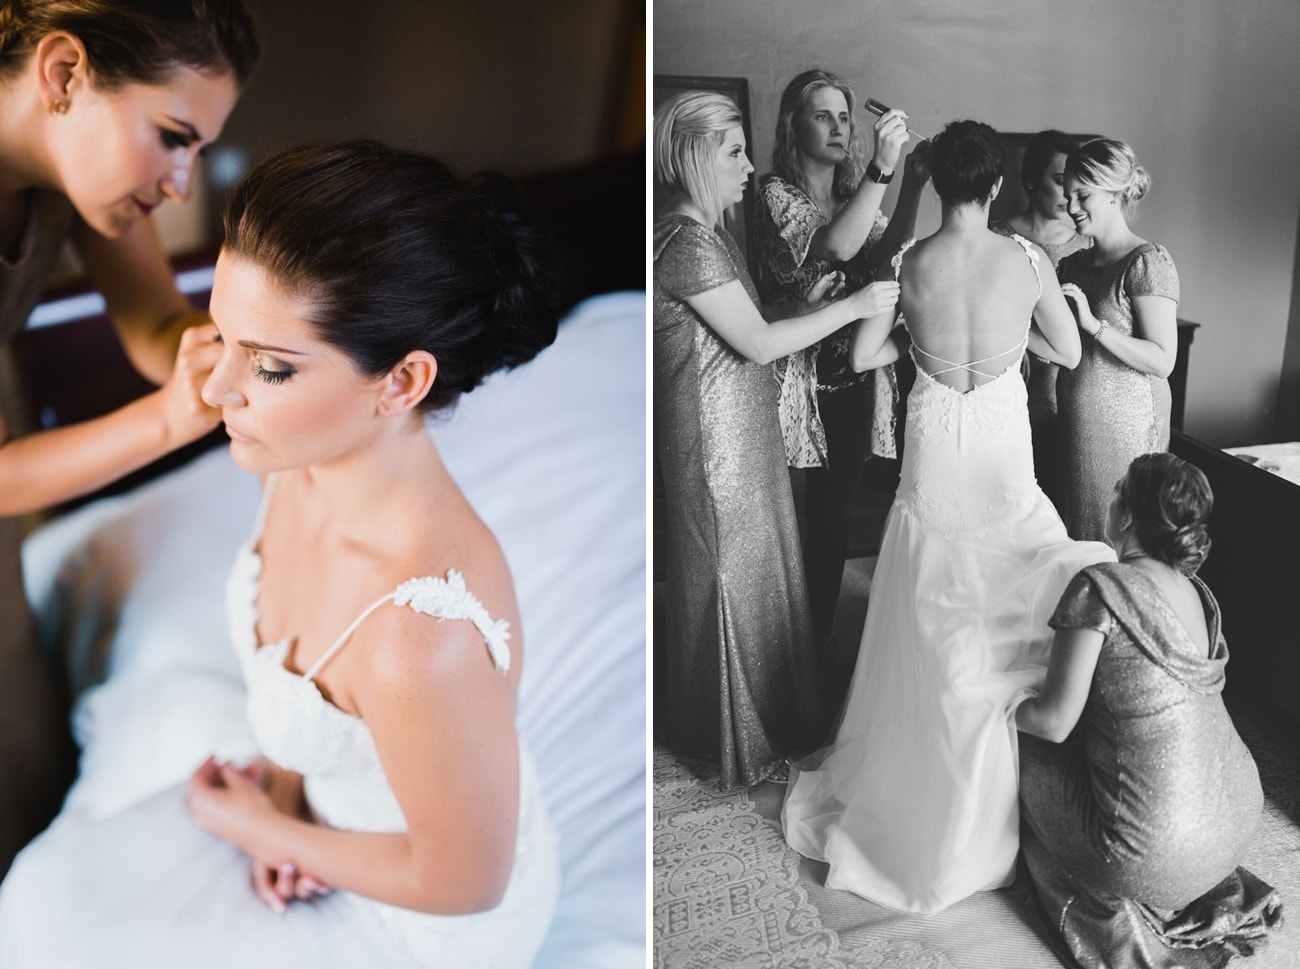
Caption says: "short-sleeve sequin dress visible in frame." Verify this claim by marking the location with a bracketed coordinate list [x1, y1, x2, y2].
[1019, 562, 1281, 968]
[1057, 243, 1179, 540]
[653, 212, 824, 789]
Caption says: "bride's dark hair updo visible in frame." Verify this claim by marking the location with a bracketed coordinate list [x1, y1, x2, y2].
[222, 140, 559, 413]
[928, 120, 1006, 208]
[1117, 452, 1214, 576]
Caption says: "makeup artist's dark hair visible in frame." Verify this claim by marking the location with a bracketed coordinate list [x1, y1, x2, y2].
[0, 0, 260, 88]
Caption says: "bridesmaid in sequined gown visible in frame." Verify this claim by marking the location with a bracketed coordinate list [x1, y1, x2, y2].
[1016, 453, 1281, 968]
[1056, 139, 1180, 541]
[652, 92, 900, 788]
[990, 129, 1090, 507]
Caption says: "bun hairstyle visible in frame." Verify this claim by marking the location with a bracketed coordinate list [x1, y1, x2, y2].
[1065, 138, 1151, 220]
[1019, 129, 1079, 192]
[0, 0, 260, 88]
[654, 90, 744, 230]
[928, 119, 1006, 207]
[1117, 452, 1213, 576]
[222, 140, 559, 414]
[771, 68, 863, 203]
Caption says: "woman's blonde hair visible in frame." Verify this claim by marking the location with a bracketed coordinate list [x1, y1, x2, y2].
[1066, 138, 1151, 221]
[771, 68, 863, 201]
[653, 90, 743, 230]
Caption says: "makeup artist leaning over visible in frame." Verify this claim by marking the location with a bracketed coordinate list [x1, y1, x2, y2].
[0, 0, 260, 877]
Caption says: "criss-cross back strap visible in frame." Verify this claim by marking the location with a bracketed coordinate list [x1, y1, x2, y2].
[894, 232, 1040, 378]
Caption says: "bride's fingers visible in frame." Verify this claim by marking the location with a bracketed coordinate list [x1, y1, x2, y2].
[252, 862, 286, 915]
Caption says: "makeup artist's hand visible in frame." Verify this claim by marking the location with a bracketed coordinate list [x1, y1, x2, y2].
[159, 322, 223, 446]
[871, 108, 910, 174]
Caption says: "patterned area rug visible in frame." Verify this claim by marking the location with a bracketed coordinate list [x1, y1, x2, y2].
[654, 687, 1300, 969]
[654, 747, 953, 969]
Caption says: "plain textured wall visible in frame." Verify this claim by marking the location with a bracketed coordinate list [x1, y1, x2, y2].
[654, 0, 1300, 447]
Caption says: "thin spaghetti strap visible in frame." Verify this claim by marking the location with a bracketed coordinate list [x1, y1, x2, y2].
[301, 569, 513, 682]
[302, 591, 397, 682]
[1009, 232, 1042, 298]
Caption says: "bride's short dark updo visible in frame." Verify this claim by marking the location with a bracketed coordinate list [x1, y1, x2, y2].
[928, 120, 1006, 207]
[222, 140, 559, 413]
[1117, 452, 1214, 576]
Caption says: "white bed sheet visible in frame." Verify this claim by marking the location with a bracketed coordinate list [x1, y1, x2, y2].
[22, 291, 647, 969]
[1224, 441, 1300, 488]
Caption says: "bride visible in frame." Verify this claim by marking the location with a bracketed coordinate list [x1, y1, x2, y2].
[782, 120, 1114, 915]
[0, 142, 560, 968]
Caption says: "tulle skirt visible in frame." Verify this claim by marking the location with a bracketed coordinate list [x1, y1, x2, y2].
[782, 496, 1112, 914]
[0, 782, 558, 969]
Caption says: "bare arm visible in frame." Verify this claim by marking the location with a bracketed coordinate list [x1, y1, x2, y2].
[1029, 255, 1083, 368]
[850, 308, 901, 372]
[0, 324, 222, 516]
[189, 611, 523, 915]
[686, 277, 898, 366]
[1065, 288, 1178, 378]
[808, 110, 909, 262]
[1015, 627, 1105, 743]
[72, 218, 205, 385]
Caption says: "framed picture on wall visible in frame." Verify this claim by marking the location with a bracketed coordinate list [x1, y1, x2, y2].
[652, 74, 758, 273]
[988, 131, 1098, 226]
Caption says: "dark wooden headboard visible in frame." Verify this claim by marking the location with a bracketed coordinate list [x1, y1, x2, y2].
[1171, 429, 1300, 728]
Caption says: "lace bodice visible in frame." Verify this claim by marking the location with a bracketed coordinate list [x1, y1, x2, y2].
[224, 481, 515, 834]
[890, 234, 1043, 540]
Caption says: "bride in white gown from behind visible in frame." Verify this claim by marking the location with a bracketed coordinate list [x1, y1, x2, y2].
[0, 142, 561, 968]
[782, 120, 1114, 915]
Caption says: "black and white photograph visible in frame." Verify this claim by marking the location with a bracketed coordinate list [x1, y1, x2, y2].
[653, 1, 1300, 966]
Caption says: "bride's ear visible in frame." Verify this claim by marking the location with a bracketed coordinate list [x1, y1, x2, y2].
[987, 176, 1003, 205]
[376, 350, 437, 417]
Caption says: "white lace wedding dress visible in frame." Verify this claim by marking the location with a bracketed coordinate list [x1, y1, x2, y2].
[0, 486, 558, 968]
[782, 236, 1114, 915]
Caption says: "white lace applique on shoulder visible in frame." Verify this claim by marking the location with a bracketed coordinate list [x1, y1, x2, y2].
[393, 569, 512, 674]
[890, 237, 918, 281]
[1009, 232, 1043, 297]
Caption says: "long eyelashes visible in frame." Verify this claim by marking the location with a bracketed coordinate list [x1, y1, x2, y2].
[253, 363, 294, 385]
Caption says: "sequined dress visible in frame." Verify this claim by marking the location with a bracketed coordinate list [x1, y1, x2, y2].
[653, 212, 824, 789]
[1020, 563, 1281, 968]
[1057, 243, 1179, 540]
[0, 485, 559, 969]
[782, 235, 1114, 914]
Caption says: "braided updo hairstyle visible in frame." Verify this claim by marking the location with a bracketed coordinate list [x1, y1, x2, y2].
[0, 0, 259, 89]
[221, 140, 559, 413]
[1065, 138, 1151, 221]
[1116, 452, 1213, 576]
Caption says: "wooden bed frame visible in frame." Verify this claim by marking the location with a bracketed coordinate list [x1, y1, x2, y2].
[1171, 429, 1300, 729]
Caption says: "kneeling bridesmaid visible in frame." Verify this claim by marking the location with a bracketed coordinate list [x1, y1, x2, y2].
[1016, 452, 1281, 969]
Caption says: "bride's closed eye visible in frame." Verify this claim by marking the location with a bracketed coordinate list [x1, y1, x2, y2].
[253, 353, 295, 384]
